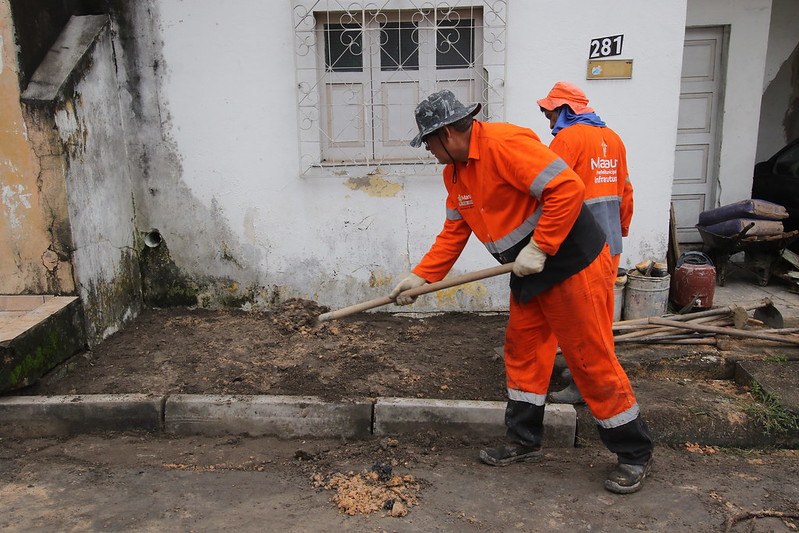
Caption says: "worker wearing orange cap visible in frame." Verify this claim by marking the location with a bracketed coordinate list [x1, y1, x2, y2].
[389, 89, 653, 494]
[538, 81, 634, 405]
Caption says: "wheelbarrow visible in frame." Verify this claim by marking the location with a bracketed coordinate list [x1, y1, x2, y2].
[696, 223, 799, 286]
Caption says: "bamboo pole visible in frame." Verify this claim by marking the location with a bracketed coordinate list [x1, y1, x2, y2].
[612, 302, 766, 329]
[649, 317, 799, 345]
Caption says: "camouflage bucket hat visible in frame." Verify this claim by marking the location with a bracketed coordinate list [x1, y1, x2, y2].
[410, 90, 482, 147]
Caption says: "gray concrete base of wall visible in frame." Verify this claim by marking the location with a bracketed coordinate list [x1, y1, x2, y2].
[0, 394, 577, 446]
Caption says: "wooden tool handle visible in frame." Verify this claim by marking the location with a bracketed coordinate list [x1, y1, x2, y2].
[318, 263, 514, 322]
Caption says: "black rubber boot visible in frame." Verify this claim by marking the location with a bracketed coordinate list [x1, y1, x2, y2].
[505, 400, 545, 448]
[597, 415, 654, 493]
[597, 415, 654, 465]
[480, 400, 545, 466]
[479, 444, 543, 466]
[604, 456, 654, 494]
[548, 380, 585, 404]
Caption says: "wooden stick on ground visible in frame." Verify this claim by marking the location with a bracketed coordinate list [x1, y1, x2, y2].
[649, 317, 799, 345]
[615, 316, 733, 339]
[612, 302, 766, 329]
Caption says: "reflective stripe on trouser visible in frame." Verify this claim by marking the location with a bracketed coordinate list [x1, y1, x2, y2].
[611, 253, 621, 280]
[610, 253, 621, 321]
[598, 416, 654, 465]
[503, 245, 637, 425]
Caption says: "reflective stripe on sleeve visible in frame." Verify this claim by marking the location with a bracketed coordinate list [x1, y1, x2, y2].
[446, 207, 463, 221]
[483, 205, 544, 255]
[594, 403, 640, 429]
[529, 158, 569, 199]
[508, 387, 547, 406]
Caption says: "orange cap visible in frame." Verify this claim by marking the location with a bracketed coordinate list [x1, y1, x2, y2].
[536, 81, 594, 114]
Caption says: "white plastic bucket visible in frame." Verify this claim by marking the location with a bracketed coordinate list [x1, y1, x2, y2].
[613, 278, 626, 322]
[623, 270, 670, 320]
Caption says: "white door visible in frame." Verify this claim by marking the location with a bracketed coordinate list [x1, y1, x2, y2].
[672, 26, 726, 243]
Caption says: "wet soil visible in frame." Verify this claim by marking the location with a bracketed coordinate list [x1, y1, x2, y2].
[20, 299, 514, 401]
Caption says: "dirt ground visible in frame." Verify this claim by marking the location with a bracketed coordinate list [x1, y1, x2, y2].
[22, 299, 515, 401]
[5, 300, 799, 530]
[1, 432, 798, 531]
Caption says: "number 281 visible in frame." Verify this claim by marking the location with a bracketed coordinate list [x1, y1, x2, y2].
[590, 35, 623, 58]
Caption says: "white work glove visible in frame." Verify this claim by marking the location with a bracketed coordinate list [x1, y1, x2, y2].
[389, 273, 427, 306]
[512, 239, 547, 277]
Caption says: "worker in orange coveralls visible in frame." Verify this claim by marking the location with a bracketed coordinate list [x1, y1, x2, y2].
[538, 81, 634, 405]
[388, 90, 653, 494]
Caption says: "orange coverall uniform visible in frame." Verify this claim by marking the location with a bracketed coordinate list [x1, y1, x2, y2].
[549, 123, 633, 276]
[412, 121, 652, 463]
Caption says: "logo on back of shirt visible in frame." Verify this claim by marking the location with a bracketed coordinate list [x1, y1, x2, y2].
[591, 157, 617, 170]
[592, 142, 618, 183]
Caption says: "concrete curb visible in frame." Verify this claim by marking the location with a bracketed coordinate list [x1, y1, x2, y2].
[0, 394, 162, 438]
[165, 395, 373, 439]
[374, 398, 576, 448]
[0, 394, 577, 445]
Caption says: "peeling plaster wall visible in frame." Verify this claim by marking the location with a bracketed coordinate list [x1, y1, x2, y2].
[0, 0, 75, 295]
[56, 24, 141, 343]
[74, 0, 774, 316]
[118, 0, 691, 313]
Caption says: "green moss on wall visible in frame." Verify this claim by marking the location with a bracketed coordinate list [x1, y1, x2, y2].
[139, 240, 198, 307]
[81, 248, 143, 345]
[0, 299, 86, 392]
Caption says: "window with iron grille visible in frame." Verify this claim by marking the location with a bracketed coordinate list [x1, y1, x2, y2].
[293, 1, 507, 174]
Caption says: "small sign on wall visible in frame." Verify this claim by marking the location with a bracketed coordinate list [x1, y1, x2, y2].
[589, 34, 624, 59]
[587, 59, 633, 79]
[587, 34, 631, 79]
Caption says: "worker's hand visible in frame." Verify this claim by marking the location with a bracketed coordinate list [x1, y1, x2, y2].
[389, 273, 427, 306]
[512, 239, 547, 277]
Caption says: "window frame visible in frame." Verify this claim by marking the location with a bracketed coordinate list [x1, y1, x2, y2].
[293, 1, 507, 177]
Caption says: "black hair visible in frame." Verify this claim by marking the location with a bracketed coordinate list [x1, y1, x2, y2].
[449, 115, 475, 132]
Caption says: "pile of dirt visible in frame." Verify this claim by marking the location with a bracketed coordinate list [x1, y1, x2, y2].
[312, 463, 424, 517]
[20, 301, 514, 401]
[271, 298, 330, 335]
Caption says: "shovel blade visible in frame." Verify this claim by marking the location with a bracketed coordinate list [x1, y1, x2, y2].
[754, 301, 784, 329]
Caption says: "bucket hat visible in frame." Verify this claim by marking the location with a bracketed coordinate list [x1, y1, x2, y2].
[410, 90, 482, 147]
[536, 81, 594, 114]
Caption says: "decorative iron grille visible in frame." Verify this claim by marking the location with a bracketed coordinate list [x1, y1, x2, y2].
[293, 1, 507, 175]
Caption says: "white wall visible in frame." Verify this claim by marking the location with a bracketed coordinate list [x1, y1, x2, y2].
[147, 0, 514, 312]
[506, 0, 687, 268]
[132, 0, 775, 315]
[687, 0, 773, 206]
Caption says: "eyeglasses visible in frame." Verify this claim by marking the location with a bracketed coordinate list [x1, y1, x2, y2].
[422, 131, 440, 149]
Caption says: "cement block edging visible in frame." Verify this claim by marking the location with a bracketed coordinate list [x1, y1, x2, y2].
[164, 394, 373, 439]
[0, 394, 162, 438]
[374, 397, 577, 447]
[0, 394, 577, 445]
